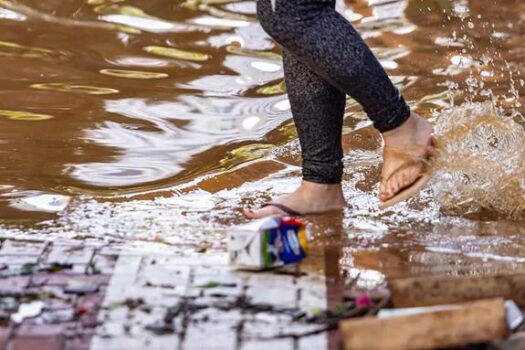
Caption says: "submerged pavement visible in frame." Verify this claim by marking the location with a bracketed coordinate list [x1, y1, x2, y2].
[0, 236, 346, 350]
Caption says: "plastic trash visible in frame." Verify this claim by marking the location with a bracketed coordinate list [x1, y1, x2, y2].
[377, 304, 462, 319]
[355, 295, 374, 308]
[11, 301, 44, 324]
[40, 309, 75, 324]
[64, 279, 99, 294]
[12, 194, 70, 212]
[505, 300, 524, 331]
[228, 216, 308, 270]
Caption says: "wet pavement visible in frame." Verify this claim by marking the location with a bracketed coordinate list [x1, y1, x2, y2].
[1, 0, 525, 349]
[0, 238, 111, 350]
[0, 236, 349, 349]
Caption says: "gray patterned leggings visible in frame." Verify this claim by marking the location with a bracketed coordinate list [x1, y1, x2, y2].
[257, 0, 410, 184]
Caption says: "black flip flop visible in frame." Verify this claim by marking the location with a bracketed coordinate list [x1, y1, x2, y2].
[261, 203, 302, 216]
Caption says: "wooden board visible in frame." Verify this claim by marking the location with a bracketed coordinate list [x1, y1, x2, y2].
[340, 298, 508, 350]
[388, 273, 525, 308]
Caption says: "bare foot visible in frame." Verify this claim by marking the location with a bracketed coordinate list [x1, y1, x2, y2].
[379, 113, 434, 202]
[244, 181, 347, 219]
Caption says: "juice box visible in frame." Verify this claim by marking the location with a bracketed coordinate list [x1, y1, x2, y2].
[228, 216, 308, 270]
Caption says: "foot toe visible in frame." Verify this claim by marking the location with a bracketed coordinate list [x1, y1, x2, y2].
[243, 205, 286, 219]
[380, 164, 424, 202]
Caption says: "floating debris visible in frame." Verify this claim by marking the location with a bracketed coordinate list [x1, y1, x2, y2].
[11, 301, 44, 324]
[100, 68, 168, 79]
[0, 297, 19, 319]
[145, 320, 175, 334]
[30, 83, 119, 95]
[64, 280, 99, 294]
[0, 263, 38, 278]
[41, 308, 75, 324]
[0, 109, 53, 121]
[256, 80, 286, 95]
[228, 216, 308, 270]
[194, 281, 237, 289]
[12, 194, 70, 213]
[143, 45, 209, 62]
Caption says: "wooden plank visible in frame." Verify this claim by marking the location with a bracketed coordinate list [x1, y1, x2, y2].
[388, 273, 525, 308]
[340, 298, 508, 350]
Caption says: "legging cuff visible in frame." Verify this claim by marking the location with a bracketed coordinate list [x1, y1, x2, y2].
[369, 91, 411, 133]
[302, 159, 343, 184]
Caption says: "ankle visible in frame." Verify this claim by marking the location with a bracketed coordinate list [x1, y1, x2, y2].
[382, 113, 417, 139]
[299, 181, 343, 199]
[301, 181, 341, 190]
[382, 113, 432, 145]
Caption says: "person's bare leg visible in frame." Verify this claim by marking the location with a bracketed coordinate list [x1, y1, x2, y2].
[244, 112, 432, 218]
[244, 182, 346, 218]
[248, 0, 433, 217]
[379, 112, 434, 202]
[244, 49, 347, 219]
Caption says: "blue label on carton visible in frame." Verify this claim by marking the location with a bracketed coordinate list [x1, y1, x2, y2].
[278, 223, 307, 264]
[259, 218, 307, 267]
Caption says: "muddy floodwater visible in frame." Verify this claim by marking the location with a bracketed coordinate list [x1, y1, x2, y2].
[1, 0, 525, 307]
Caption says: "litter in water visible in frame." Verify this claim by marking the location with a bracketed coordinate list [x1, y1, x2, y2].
[228, 216, 308, 270]
[11, 194, 71, 213]
[11, 301, 44, 324]
[63, 279, 100, 294]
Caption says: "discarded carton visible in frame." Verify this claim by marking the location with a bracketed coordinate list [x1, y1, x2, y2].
[340, 298, 510, 350]
[228, 216, 307, 270]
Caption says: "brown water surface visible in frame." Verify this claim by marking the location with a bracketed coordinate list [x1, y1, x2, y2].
[1, 0, 525, 290]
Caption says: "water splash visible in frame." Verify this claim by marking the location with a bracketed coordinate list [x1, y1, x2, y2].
[432, 102, 525, 218]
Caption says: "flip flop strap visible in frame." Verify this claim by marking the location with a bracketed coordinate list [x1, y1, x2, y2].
[261, 203, 302, 216]
[382, 145, 434, 185]
[383, 158, 427, 185]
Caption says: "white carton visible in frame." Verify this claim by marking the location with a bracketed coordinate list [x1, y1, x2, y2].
[228, 216, 281, 270]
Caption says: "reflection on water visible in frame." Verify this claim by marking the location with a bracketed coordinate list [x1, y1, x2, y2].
[1, 0, 525, 295]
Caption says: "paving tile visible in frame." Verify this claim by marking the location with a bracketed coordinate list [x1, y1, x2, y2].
[245, 274, 298, 309]
[129, 308, 179, 337]
[240, 338, 294, 350]
[191, 269, 243, 298]
[65, 334, 92, 350]
[44, 245, 95, 266]
[91, 335, 179, 350]
[75, 289, 106, 310]
[297, 333, 328, 349]
[0, 240, 46, 256]
[0, 326, 12, 350]
[0, 276, 30, 295]
[242, 320, 289, 339]
[102, 256, 142, 306]
[97, 245, 123, 257]
[183, 322, 237, 350]
[90, 253, 118, 274]
[13, 324, 64, 350]
[79, 311, 100, 328]
[136, 257, 191, 289]
[190, 308, 242, 323]
[297, 275, 327, 311]
[12, 337, 63, 350]
[0, 255, 39, 265]
[93, 246, 331, 350]
[31, 273, 110, 287]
